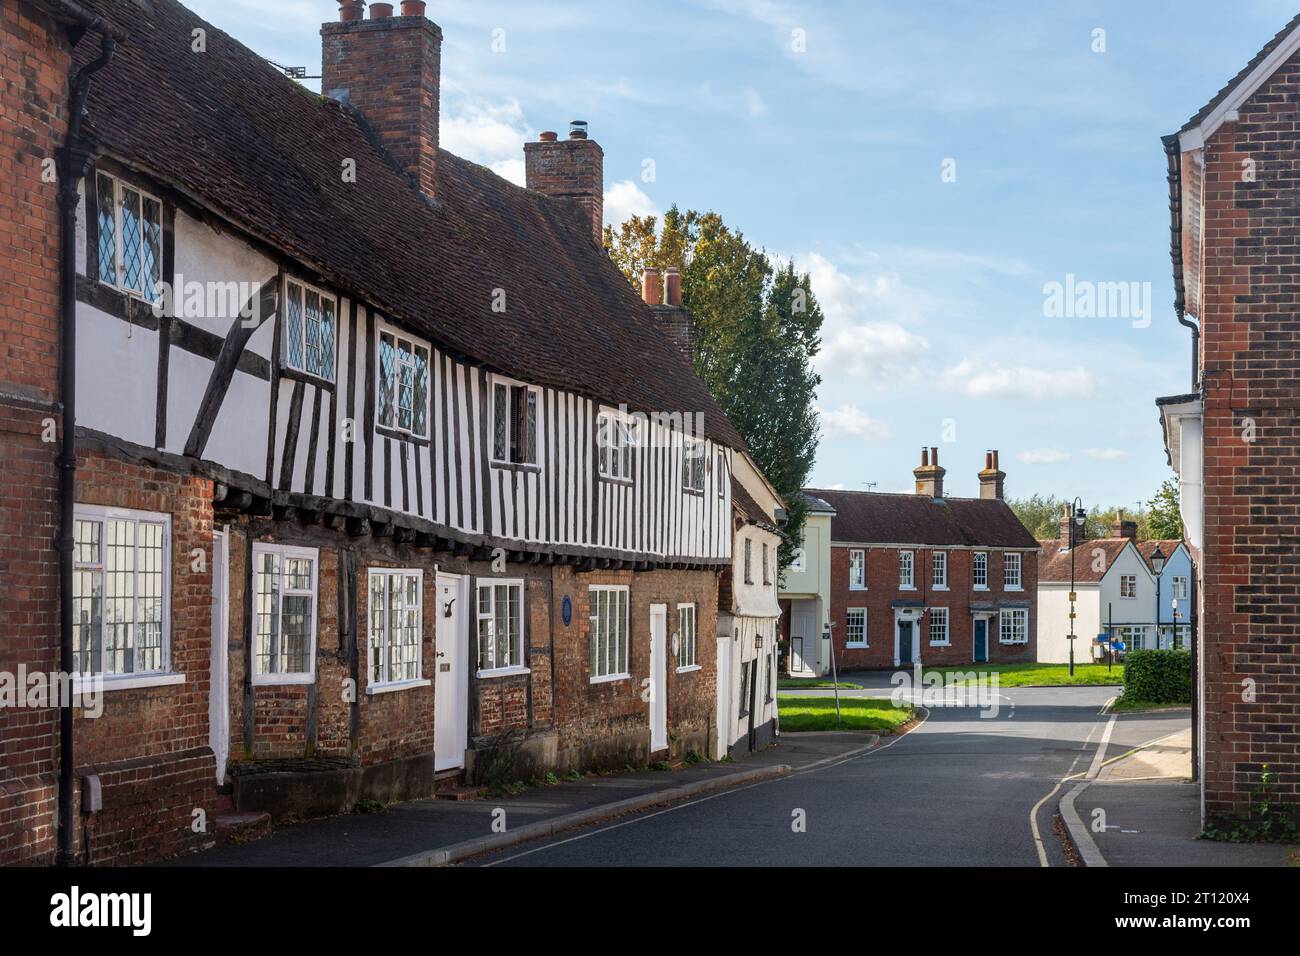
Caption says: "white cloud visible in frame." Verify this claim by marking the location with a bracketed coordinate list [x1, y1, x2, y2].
[1083, 448, 1129, 462]
[802, 252, 930, 379]
[439, 93, 532, 185]
[816, 404, 891, 441]
[603, 180, 659, 227]
[941, 359, 1095, 400]
[1016, 448, 1071, 465]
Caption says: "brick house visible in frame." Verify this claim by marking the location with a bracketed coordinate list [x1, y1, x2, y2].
[785, 449, 1039, 671]
[0, 0, 758, 864]
[1157, 13, 1300, 825]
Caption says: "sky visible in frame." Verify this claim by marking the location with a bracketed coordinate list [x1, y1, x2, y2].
[186, 0, 1297, 509]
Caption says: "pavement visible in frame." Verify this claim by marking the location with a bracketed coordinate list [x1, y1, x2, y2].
[169, 731, 878, 867]
[1068, 714, 1299, 867]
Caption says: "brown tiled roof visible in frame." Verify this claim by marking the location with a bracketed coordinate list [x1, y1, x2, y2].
[72, 0, 744, 451]
[732, 477, 785, 538]
[1180, 13, 1300, 133]
[1037, 537, 1132, 584]
[806, 489, 1039, 549]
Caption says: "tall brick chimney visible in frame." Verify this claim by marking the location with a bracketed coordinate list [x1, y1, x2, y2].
[977, 449, 1005, 500]
[913, 446, 945, 498]
[1111, 513, 1138, 541]
[525, 121, 604, 243]
[1059, 502, 1088, 546]
[321, 1, 442, 199]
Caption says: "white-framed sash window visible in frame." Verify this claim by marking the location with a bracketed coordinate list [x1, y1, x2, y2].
[899, 550, 915, 589]
[1120, 574, 1137, 599]
[252, 543, 319, 684]
[1004, 552, 1022, 590]
[1172, 575, 1188, 600]
[677, 603, 697, 670]
[999, 608, 1028, 645]
[368, 569, 424, 687]
[973, 551, 988, 590]
[849, 548, 866, 589]
[932, 551, 947, 589]
[929, 606, 949, 645]
[72, 505, 172, 679]
[845, 608, 867, 647]
[590, 586, 630, 681]
[597, 411, 637, 482]
[683, 438, 706, 493]
[476, 579, 525, 674]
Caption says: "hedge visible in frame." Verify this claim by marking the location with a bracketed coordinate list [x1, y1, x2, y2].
[1122, 649, 1192, 704]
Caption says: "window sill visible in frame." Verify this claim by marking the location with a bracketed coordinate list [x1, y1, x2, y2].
[929, 641, 950, 647]
[477, 666, 530, 679]
[998, 640, 1028, 646]
[932, 585, 948, 591]
[848, 585, 867, 592]
[279, 364, 336, 390]
[252, 672, 315, 687]
[899, 585, 916, 592]
[682, 487, 706, 498]
[366, 678, 431, 696]
[973, 585, 989, 592]
[675, 664, 702, 674]
[73, 672, 185, 694]
[1005, 586, 1023, 592]
[598, 474, 634, 486]
[590, 672, 630, 685]
[845, 643, 867, 649]
[375, 424, 431, 447]
[490, 460, 541, 474]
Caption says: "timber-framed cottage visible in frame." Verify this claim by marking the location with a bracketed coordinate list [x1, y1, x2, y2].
[0, 0, 750, 864]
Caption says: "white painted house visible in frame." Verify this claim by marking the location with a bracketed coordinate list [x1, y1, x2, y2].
[1038, 517, 1191, 662]
[777, 494, 836, 676]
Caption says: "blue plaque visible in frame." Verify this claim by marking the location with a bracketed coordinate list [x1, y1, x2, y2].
[562, 595, 572, 625]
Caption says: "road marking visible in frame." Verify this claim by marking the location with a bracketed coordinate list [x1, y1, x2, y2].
[1030, 695, 1114, 867]
[480, 709, 931, 867]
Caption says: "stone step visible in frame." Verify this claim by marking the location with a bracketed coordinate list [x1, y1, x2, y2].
[433, 784, 480, 801]
[215, 811, 272, 846]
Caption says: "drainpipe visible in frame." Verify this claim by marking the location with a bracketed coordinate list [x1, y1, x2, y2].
[1163, 134, 1200, 391]
[53, 7, 125, 867]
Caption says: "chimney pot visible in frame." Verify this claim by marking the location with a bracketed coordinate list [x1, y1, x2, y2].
[978, 448, 1005, 500]
[920, 447, 929, 467]
[569, 119, 589, 139]
[539, 130, 558, 142]
[930, 446, 939, 467]
[664, 266, 682, 307]
[370, 2, 394, 17]
[641, 268, 662, 306]
[524, 124, 604, 243]
[339, 0, 365, 20]
[400, 0, 425, 14]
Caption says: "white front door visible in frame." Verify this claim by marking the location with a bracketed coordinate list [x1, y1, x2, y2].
[791, 604, 816, 674]
[434, 573, 468, 772]
[208, 528, 230, 785]
[650, 604, 668, 753]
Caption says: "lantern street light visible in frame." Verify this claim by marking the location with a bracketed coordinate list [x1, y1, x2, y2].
[1068, 498, 1087, 676]
[1151, 544, 1166, 649]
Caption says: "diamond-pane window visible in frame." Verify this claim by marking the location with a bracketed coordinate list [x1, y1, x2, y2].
[120, 188, 142, 293]
[95, 173, 162, 303]
[283, 279, 336, 382]
[377, 327, 429, 438]
[96, 175, 116, 285]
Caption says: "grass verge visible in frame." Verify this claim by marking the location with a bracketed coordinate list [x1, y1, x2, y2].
[778, 695, 913, 733]
[922, 662, 1124, 687]
[778, 678, 860, 690]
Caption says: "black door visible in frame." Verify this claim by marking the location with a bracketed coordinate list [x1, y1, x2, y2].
[898, 621, 913, 664]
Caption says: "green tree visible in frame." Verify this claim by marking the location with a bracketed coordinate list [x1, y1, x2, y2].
[605, 207, 823, 571]
[1145, 477, 1184, 540]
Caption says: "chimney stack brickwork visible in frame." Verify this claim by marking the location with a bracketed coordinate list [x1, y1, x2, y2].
[977, 449, 1005, 500]
[524, 127, 605, 243]
[913, 446, 945, 498]
[321, 6, 442, 200]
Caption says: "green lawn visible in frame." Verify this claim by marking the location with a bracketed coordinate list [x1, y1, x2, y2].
[921, 662, 1124, 687]
[778, 696, 914, 732]
[778, 678, 860, 690]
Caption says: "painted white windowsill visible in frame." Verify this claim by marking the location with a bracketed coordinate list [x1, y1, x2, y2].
[73, 672, 185, 694]
[676, 664, 702, 674]
[366, 678, 431, 696]
[845, 642, 867, 649]
[932, 585, 948, 591]
[1005, 585, 1023, 592]
[929, 641, 950, 647]
[973, 585, 989, 591]
[252, 672, 315, 687]
[590, 672, 631, 685]
[477, 666, 530, 679]
[899, 584, 916, 591]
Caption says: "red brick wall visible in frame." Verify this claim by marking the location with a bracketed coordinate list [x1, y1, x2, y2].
[827, 545, 1037, 668]
[1196, 54, 1300, 820]
[0, 0, 70, 866]
[70, 450, 218, 863]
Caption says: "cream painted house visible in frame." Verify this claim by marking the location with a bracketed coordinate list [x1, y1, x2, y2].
[777, 493, 835, 676]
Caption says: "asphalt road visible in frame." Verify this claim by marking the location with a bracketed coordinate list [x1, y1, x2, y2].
[470, 684, 1189, 867]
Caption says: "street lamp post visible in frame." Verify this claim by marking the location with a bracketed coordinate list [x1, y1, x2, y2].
[1068, 498, 1087, 677]
[1151, 544, 1167, 649]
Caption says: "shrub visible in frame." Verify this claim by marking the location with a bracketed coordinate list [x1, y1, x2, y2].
[1122, 648, 1192, 704]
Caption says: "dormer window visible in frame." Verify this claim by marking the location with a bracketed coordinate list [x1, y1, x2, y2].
[95, 171, 163, 304]
[491, 376, 538, 466]
[377, 325, 430, 438]
[284, 277, 337, 382]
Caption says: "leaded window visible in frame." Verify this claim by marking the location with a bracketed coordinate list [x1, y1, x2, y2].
[590, 586, 629, 680]
[369, 570, 423, 685]
[476, 580, 523, 672]
[95, 172, 162, 304]
[377, 328, 430, 437]
[284, 278, 337, 382]
[72, 506, 169, 677]
[253, 544, 317, 681]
